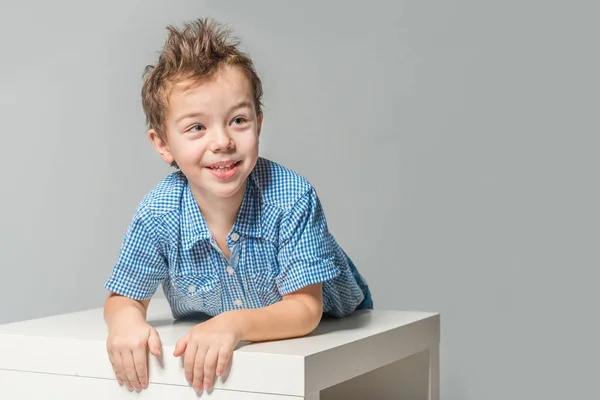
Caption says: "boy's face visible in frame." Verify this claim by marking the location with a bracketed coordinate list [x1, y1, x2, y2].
[148, 66, 262, 202]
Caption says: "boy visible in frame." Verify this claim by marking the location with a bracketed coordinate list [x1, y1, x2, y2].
[103, 17, 372, 395]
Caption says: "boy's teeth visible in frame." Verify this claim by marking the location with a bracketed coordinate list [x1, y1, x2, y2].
[213, 163, 236, 170]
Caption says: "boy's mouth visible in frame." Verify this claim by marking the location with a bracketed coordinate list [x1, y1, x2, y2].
[206, 160, 241, 171]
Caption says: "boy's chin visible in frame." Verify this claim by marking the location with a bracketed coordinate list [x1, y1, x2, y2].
[211, 187, 244, 198]
[204, 180, 247, 199]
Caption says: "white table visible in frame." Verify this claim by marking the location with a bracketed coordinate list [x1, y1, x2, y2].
[0, 299, 440, 399]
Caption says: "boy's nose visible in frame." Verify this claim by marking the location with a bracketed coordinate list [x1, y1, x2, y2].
[208, 129, 235, 152]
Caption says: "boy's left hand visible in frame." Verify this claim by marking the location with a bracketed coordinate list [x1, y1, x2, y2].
[173, 312, 242, 393]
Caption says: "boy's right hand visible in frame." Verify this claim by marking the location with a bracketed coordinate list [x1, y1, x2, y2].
[106, 320, 162, 391]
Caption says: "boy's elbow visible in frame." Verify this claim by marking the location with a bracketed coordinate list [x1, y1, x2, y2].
[291, 302, 321, 337]
[297, 289, 324, 334]
[307, 308, 323, 334]
[296, 300, 322, 335]
[308, 297, 324, 332]
[282, 283, 324, 336]
[104, 291, 151, 317]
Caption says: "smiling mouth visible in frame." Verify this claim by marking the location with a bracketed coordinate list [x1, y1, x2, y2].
[207, 161, 241, 171]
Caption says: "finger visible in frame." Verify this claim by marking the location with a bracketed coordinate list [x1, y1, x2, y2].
[133, 343, 149, 389]
[173, 334, 188, 357]
[148, 328, 163, 357]
[216, 345, 234, 378]
[192, 345, 209, 393]
[183, 342, 198, 386]
[117, 351, 134, 391]
[203, 347, 219, 391]
[108, 350, 124, 386]
[116, 351, 134, 390]
[123, 351, 142, 392]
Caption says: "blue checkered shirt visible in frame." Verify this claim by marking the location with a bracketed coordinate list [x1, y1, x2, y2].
[105, 157, 372, 319]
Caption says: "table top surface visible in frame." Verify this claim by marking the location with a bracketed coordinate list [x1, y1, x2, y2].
[0, 299, 437, 356]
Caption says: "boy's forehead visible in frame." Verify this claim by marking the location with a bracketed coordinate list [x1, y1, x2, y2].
[166, 71, 254, 119]
[172, 67, 251, 95]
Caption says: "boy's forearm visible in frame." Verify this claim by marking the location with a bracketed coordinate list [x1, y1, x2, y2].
[230, 297, 322, 342]
[104, 293, 148, 328]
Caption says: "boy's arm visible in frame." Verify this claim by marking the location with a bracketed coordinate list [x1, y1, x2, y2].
[231, 282, 323, 342]
[104, 292, 162, 392]
[103, 292, 150, 327]
[246, 186, 338, 341]
[172, 282, 323, 393]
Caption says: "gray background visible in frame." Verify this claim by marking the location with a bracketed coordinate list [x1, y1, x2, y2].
[1, 1, 598, 399]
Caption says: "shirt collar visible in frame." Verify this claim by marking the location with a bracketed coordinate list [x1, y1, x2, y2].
[181, 171, 262, 248]
[230, 172, 261, 239]
[181, 183, 211, 247]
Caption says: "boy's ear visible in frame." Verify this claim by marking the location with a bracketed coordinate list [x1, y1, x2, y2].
[257, 112, 263, 137]
[148, 129, 175, 165]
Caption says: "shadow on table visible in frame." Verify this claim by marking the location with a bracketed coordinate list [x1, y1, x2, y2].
[310, 309, 373, 337]
[146, 310, 374, 350]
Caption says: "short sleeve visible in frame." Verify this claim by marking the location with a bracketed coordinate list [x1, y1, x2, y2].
[276, 188, 341, 296]
[104, 208, 168, 300]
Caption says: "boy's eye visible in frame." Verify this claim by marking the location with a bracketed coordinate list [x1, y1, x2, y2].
[189, 124, 205, 132]
[232, 117, 247, 125]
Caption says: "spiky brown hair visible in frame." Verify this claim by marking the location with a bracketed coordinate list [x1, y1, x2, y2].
[141, 18, 263, 140]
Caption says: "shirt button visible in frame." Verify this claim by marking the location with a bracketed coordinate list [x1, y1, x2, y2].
[227, 266, 235, 275]
[230, 232, 240, 241]
[187, 284, 196, 293]
[234, 299, 243, 306]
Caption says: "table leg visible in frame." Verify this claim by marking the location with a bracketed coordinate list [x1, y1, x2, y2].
[428, 344, 440, 400]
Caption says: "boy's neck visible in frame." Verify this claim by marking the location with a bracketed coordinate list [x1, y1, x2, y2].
[192, 181, 247, 235]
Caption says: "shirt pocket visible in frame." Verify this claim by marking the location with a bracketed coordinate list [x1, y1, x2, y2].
[172, 273, 222, 315]
[250, 264, 282, 307]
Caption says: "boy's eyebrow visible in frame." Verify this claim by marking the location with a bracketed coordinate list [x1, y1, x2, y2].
[175, 112, 206, 124]
[175, 101, 253, 124]
[229, 100, 253, 113]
